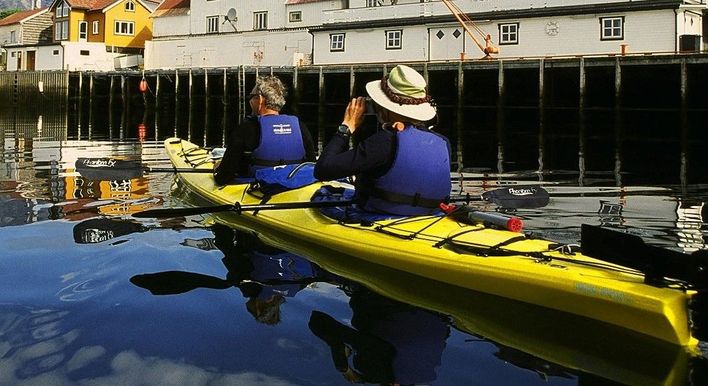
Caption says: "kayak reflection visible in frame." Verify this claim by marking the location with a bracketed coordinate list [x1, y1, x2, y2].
[309, 286, 450, 384]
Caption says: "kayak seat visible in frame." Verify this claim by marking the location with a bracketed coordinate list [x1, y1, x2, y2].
[312, 186, 407, 224]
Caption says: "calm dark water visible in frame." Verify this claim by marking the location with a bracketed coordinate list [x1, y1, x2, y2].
[1, 103, 708, 385]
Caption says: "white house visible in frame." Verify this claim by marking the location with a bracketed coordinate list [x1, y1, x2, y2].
[145, 0, 345, 69]
[311, 0, 707, 65]
[0, 5, 53, 71]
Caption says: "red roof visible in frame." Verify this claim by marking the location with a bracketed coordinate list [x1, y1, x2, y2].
[66, 0, 118, 10]
[0, 7, 47, 26]
[153, 0, 189, 17]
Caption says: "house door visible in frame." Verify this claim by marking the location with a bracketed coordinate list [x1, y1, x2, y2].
[79, 21, 88, 42]
[16, 51, 22, 71]
[26, 51, 35, 71]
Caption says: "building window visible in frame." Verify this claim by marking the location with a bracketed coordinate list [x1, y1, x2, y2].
[55, 20, 69, 40]
[206, 16, 219, 33]
[499, 23, 519, 45]
[114, 20, 135, 36]
[254, 11, 267, 30]
[53, 49, 60, 55]
[125, 0, 135, 12]
[92, 21, 99, 35]
[10, 30, 16, 43]
[289, 11, 302, 23]
[80, 50, 90, 56]
[366, 0, 384, 6]
[600, 17, 624, 40]
[330, 33, 345, 52]
[56, 1, 70, 17]
[79, 21, 87, 40]
[386, 30, 402, 49]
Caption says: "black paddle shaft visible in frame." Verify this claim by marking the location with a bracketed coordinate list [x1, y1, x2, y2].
[133, 200, 357, 218]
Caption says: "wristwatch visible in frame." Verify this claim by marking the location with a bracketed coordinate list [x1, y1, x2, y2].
[336, 124, 351, 138]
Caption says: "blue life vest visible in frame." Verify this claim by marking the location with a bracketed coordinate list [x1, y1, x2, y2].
[364, 126, 451, 215]
[249, 115, 306, 176]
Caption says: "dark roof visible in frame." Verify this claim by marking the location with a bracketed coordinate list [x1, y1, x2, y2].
[0, 7, 47, 26]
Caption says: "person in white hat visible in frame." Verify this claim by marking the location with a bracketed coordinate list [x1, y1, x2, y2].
[314, 65, 451, 216]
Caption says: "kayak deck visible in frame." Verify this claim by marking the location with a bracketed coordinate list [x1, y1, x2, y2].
[162, 137, 698, 347]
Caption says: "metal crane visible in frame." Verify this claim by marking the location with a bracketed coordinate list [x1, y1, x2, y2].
[440, 0, 499, 59]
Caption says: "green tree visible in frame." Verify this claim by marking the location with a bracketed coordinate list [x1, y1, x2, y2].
[0, 9, 23, 20]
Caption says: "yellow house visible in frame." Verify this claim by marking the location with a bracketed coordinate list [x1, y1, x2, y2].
[48, 0, 158, 53]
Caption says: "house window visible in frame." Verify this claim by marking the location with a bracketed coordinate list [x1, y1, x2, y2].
[386, 30, 402, 49]
[79, 21, 87, 40]
[366, 0, 384, 6]
[53, 49, 60, 55]
[206, 16, 219, 33]
[125, 1, 135, 12]
[55, 21, 69, 40]
[330, 33, 345, 51]
[254, 11, 267, 30]
[289, 11, 302, 23]
[80, 50, 90, 56]
[499, 23, 519, 45]
[10, 30, 16, 43]
[56, 2, 70, 17]
[92, 21, 99, 35]
[114, 20, 135, 36]
[601, 17, 624, 40]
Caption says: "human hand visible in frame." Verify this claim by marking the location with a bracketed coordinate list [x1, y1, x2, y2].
[341, 97, 366, 133]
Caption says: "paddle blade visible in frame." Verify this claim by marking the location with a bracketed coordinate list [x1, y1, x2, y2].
[130, 271, 232, 295]
[75, 158, 144, 180]
[481, 186, 550, 208]
[132, 204, 236, 218]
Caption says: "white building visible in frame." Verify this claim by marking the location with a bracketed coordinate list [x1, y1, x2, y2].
[312, 0, 707, 65]
[145, 0, 345, 69]
[144, 0, 706, 69]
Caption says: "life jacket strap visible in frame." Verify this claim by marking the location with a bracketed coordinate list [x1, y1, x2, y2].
[370, 187, 445, 208]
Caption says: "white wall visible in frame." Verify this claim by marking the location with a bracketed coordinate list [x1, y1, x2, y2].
[146, 29, 312, 69]
[313, 8, 687, 64]
[153, 14, 190, 37]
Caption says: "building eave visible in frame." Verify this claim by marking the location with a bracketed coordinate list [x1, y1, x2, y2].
[311, 0, 689, 32]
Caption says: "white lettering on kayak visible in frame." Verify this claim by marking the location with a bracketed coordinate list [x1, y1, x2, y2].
[575, 283, 633, 304]
[273, 124, 292, 135]
[83, 159, 116, 168]
[508, 187, 537, 196]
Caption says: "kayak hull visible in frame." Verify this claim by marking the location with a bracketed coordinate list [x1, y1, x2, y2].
[163, 137, 697, 347]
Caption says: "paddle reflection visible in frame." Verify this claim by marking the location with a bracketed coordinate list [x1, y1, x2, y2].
[130, 223, 332, 325]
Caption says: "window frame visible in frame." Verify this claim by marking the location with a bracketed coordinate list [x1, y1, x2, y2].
[92, 20, 99, 35]
[9, 30, 16, 43]
[330, 33, 345, 52]
[125, 0, 135, 12]
[498, 22, 519, 45]
[385, 29, 402, 50]
[289, 11, 302, 23]
[114, 20, 135, 36]
[55, 2, 70, 18]
[78, 21, 88, 40]
[600, 16, 624, 41]
[253, 11, 268, 30]
[206, 15, 219, 34]
[54, 20, 69, 41]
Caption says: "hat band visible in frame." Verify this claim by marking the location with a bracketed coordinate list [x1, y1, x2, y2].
[380, 76, 432, 105]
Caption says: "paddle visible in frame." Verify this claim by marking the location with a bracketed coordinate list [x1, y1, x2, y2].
[132, 200, 357, 218]
[75, 157, 215, 180]
[132, 185, 549, 219]
[130, 270, 318, 295]
[581, 224, 708, 289]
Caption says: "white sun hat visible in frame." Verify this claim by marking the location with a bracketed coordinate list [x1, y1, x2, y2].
[365, 65, 436, 122]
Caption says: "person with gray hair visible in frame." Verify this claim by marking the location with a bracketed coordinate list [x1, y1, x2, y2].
[215, 75, 316, 185]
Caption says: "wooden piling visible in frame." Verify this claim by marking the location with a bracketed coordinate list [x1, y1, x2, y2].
[317, 66, 325, 153]
[203, 68, 209, 146]
[455, 61, 464, 171]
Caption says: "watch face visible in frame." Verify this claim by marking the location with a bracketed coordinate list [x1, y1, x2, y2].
[338, 125, 350, 135]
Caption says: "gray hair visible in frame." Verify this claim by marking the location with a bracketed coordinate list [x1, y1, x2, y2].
[253, 75, 287, 112]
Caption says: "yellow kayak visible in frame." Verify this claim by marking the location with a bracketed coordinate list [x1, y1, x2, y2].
[158, 137, 699, 347]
